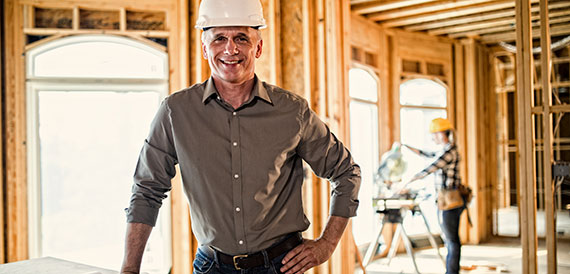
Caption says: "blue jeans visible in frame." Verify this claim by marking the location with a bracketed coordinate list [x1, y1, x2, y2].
[193, 247, 287, 274]
[440, 206, 464, 274]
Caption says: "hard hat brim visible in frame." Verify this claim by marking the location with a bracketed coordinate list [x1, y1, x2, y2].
[195, 18, 267, 30]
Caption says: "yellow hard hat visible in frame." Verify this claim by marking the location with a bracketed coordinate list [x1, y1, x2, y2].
[429, 118, 453, 133]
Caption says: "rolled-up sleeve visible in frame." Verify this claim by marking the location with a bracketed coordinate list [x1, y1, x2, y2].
[126, 98, 178, 226]
[296, 101, 361, 217]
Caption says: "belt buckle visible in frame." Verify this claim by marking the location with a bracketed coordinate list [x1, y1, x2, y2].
[232, 254, 248, 270]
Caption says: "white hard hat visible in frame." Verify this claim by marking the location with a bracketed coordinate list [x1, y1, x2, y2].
[195, 0, 267, 30]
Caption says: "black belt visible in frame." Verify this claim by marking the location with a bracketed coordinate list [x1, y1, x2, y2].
[202, 233, 302, 270]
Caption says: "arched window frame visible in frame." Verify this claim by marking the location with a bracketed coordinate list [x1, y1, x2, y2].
[348, 65, 382, 247]
[25, 34, 171, 272]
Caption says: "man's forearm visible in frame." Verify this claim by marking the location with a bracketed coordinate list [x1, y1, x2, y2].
[318, 215, 349, 247]
[121, 222, 153, 274]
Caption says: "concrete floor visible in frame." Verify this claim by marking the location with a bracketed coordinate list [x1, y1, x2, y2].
[357, 237, 570, 274]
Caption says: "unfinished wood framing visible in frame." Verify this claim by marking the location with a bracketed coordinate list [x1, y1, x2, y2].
[5, 0, 29, 262]
[0, 0, 5, 264]
[255, 0, 281, 86]
[515, 0, 538, 273]
[368, 0, 495, 22]
[3, 0, 567, 272]
[349, 14, 392, 154]
[464, 39, 482, 244]
[539, 1, 557, 273]
[387, 29, 455, 144]
[380, 0, 517, 28]
[453, 42, 468, 243]
[4, 1, 191, 273]
[352, 0, 437, 15]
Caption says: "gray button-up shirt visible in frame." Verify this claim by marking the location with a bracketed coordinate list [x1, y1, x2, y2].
[127, 76, 361, 255]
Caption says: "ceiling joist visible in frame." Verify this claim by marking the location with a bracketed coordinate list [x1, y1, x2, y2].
[350, 0, 570, 43]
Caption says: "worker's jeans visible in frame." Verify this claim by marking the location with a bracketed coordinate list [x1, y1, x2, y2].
[193, 247, 287, 274]
[440, 206, 464, 274]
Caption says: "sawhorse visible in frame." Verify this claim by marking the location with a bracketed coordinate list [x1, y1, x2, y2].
[362, 198, 444, 273]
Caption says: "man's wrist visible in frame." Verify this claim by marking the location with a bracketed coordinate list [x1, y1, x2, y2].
[317, 235, 337, 248]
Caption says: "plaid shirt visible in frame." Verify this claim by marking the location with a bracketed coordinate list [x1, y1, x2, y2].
[415, 143, 461, 190]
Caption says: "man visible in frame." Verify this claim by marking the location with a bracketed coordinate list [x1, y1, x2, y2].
[121, 0, 361, 273]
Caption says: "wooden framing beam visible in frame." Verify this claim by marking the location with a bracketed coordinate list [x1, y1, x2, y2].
[281, 0, 305, 95]
[430, 9, 570, 36]
[481, 24, 570, 44]
[18, 0, 174, 9]
[464, 39, 482, 243]
[515, 0, 537, 273]
[5, 0, 29, 262]
[379, 0, 522, 28]
[406, 7, 516, 32]
[405, 0, 569, 32]
[366, 0, 493, 21]
[0, 0, 4, 264]
[453, 41, 470, 243]
[449, 14, 570, 39]
[336, 2, 355, 271]
[169, 0, 192, 273]
[352, 0, 437, 15]
[23, 28, 171, 38]
[539, 1, 556, 272]
[190, 0, 209, 84]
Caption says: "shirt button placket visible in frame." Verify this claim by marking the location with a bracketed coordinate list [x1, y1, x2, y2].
[230, 111, 246, 252]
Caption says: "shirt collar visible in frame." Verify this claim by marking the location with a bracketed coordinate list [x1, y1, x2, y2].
[202, 75, 273, 105]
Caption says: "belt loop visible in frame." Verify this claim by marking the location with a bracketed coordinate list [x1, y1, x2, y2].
[212, 247, 220, 267]
[261, 249, 270, 268]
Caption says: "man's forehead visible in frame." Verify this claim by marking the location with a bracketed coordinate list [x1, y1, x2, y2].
[208, 26, 255, 35]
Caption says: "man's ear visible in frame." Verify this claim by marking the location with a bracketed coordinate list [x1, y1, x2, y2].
[202, 43, 208, 60]
[255, 39, 263, 58]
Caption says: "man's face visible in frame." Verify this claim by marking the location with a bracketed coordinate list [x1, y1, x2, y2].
[202, 26, 263, 84]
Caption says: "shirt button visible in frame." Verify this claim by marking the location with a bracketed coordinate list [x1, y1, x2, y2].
[233, 142, 238, 146]
[217, 96, 221, 100]
[235, 207, 241, 212]
[232, 112, 237, 116]
[234, 174, 239, 179]
[238, 240, 244, 245]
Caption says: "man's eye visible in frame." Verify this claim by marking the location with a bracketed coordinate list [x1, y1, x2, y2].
[215, 37, 226, 42]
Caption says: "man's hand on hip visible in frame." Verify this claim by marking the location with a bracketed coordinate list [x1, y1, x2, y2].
[279, 216, 349, 274]
[280, 237, 336, 274]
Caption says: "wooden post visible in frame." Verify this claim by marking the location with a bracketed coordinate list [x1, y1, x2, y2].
[515, 0, 537, 273]
[539, 0, 556, 273]
[119, 8, 126, 31]
[453, 42, 470, 243]
[169, 1, 192, 273]
[336, 1, 355, 272]
[463, 38, 481, 244]
[5, 0, 29, 262]
[0, 0, 5, 264]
